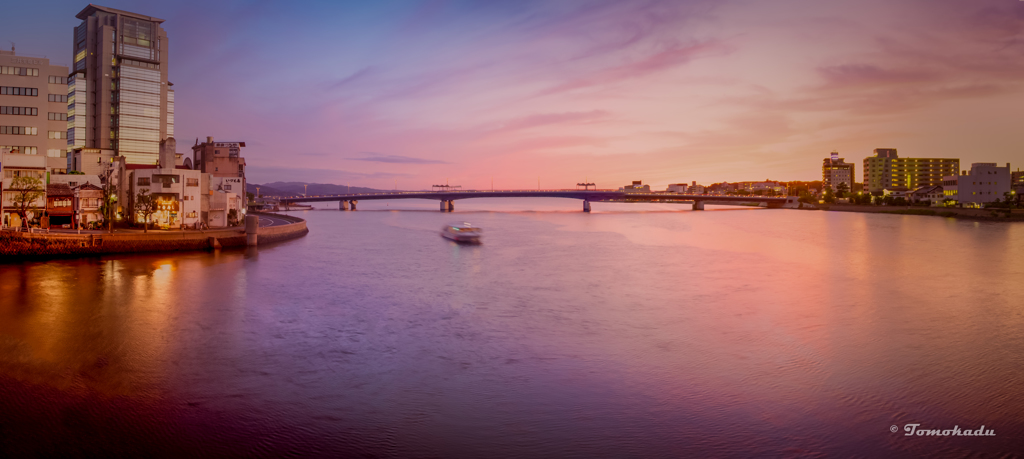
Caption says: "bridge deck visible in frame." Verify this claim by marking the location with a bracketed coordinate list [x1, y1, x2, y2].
[278, 190, 789, 204]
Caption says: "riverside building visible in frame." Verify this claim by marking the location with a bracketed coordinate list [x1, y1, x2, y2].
[822, 152, 855, 192]
[127, 138, 201, 229]
[863, 148, 959, 194]
[944, 163, 1012, 207]
[0, 48, 70, 173]
[191, 136, 247, 227]
[69, 5, 173, 166]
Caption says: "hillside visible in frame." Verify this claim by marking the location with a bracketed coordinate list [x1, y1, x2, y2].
[247, 182, 386, 197]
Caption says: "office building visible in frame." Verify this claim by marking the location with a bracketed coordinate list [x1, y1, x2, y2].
[69, 5, 173, 165]
[822, 151, 855, 192]
[863, 148, 959, 194]
[0, 48, 70, 173]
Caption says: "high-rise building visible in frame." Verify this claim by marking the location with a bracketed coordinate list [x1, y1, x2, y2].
[0, 48, 70, 173]
[69, 5, 173, 165]
[862, 148, 959, 194]
[822, 151, 855, 192]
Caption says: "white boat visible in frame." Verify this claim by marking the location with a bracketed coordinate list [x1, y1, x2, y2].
[441, 223, 482, 243]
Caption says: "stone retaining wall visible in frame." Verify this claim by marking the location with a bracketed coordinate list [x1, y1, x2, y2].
[0, 213, 307, 259]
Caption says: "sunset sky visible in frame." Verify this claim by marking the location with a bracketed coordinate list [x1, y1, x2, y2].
[5, 0, 1023, 189]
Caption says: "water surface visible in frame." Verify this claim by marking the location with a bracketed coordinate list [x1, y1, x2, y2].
[2, 199, 1023, 456]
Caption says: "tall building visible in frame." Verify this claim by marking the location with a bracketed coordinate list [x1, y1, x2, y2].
[822, 151, 855, 192]
[863, 148, 959, 194]
[0, 48, 70, 173]
[69, 5, 173, 165]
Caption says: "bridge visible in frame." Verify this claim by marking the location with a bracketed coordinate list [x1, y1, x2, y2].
[277, 190, 798, 212]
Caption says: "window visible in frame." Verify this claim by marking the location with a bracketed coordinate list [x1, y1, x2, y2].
[48, 76, 68, 85]
[137, 177, 150, 186]
[0, 146, 38, 155]
[3, 169, 44, 179]
[0, 126, 38, 135]
[48, 131, 67, 139]
[186, 178, 199, 187]
[0, 66, 39, 76]
[119, 58, 160, 70]
[224, 185, 232, 191]
[0, 106, 37, 115]
[48, 94, 68, 103]
[46, 149, 65, 158]
[48, 112, 67, 121]
[0, 87, 39, 96]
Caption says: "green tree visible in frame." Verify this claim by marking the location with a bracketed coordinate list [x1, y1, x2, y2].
[8, 176, 45, 229]
[134, 189, 157, 232]
[228, 209, 240, 226]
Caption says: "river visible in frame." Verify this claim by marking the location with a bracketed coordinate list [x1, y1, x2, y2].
[2, 199, 1022, 456]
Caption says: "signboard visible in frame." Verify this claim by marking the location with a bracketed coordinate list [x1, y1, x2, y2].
[831, 151, 839, 161]
[213, 142, 241, 157]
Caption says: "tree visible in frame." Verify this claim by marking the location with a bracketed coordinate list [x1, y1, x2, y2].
[8, 176, 45, 229]
[134, 189, 157, 232]
[246, 192, 255, 205]
[836, 182, 850, 198]
[228, 209, 239, 226]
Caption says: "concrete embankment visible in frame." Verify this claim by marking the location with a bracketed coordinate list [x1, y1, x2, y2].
[0, 212, 308, 259]
[825, 205, 1024, 221]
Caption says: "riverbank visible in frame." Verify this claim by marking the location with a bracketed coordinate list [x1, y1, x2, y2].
[0, 212, 308, 259]
[822, 204, 1024, 221]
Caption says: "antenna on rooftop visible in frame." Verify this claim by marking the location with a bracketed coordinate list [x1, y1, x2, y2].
[10, 42, 14, 52]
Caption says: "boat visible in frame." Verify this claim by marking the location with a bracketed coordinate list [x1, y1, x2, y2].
[441, 223, 483, 243]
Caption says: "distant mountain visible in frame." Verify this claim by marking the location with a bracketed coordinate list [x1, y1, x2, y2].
[247, 182, 387, 197]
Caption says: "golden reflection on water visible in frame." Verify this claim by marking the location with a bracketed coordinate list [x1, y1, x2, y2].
[0, 253, 248, 396]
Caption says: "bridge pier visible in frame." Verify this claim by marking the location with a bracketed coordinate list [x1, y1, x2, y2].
[583, 200, 591, 212]
[692, 200, 705, 211]
[339, 200, 348, 211]
[350, 200, 357, 211]
[440, 201, 447, 211]
[447, 200, 454, 212]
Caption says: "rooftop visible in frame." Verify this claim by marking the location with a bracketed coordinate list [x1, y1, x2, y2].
[76, 4, 165, 23]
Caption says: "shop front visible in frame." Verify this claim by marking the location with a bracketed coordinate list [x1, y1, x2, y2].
[152, 193, 180, 229]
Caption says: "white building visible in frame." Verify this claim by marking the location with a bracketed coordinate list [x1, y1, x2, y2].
[666, 183, 688, 193]
[955, 163, 1011, 206]
[127, 138, 203, 229]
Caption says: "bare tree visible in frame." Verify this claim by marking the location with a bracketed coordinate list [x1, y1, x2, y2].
[8, 176, 45, 229]
[134, 188, 157, 232]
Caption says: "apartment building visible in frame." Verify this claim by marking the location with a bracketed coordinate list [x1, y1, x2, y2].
[949, 163, 1011, 206]
[863, 148, 959, 194]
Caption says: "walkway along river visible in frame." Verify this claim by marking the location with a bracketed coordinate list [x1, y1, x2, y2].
[0, 212, 308, 258]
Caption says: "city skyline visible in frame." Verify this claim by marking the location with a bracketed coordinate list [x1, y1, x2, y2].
[3, 0, 1022, 188]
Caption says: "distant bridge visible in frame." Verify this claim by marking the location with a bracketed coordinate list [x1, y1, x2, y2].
[277, 190, 798, 212]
